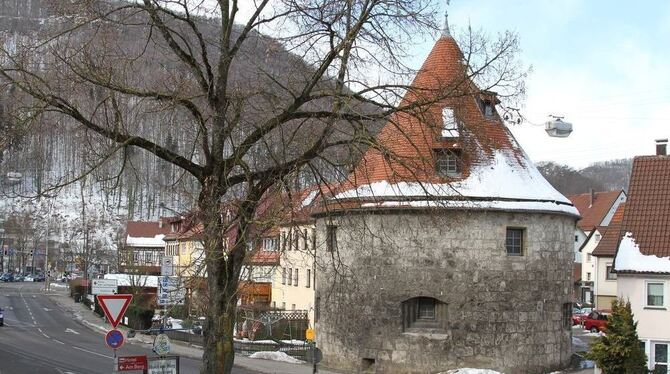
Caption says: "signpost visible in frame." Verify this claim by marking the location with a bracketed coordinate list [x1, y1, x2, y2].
[157, 276, 185, 306]
[105, 329, 125, 349]
[97, 294, 133, 328]
[147, 356, 179, 374]
[161, 257, 174, 276]
[92, 279, 118, 295]
[117, 355, 147, 371]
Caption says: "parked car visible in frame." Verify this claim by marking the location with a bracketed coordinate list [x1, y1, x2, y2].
[0, 308, 4, 326]
[1, 273, 14, 282]
[583, 310, 610, 333]
[33, 274, 45, 282]
[23, 275, 34, 282]
[571, 307, 593, 325]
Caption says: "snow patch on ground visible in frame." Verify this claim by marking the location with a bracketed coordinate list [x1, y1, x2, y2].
[615, 232, 670, 273]
[438, 369, 503, 374]
[248, 351, 304, 364]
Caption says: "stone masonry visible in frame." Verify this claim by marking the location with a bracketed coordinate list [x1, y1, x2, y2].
[315, 209, 576, 374]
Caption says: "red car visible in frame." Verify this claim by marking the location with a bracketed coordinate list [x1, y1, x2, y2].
[571, 307, 592, 325]
[583, 310, 610, 333]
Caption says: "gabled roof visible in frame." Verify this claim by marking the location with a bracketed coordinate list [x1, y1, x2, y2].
[327, 33, 577, 217]
[618, 156, 670, 258]
[592, 203, 625, 257]
[568, 190, 623, 231]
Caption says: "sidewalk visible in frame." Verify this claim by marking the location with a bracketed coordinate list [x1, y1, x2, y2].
[45, 284, 340, 374]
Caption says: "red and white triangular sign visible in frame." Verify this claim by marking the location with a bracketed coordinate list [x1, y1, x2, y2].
[97, 294, 133, 328]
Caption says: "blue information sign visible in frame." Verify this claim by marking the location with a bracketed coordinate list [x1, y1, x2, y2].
[105, 329, 125, 349]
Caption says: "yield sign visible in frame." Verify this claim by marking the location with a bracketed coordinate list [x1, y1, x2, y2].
[97, 294, 133, 328]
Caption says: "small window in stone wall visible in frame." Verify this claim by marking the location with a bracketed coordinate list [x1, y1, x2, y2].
[326, 225, 338, 252]
[505, 227, 524, 256]
[562, 303, 572, 330]
[402, 297, 446, 331]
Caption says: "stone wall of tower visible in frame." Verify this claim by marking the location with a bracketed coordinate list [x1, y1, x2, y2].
[314, 209, 576, 374]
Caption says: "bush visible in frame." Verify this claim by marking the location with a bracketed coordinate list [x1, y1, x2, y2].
[125, 305, 154, 330]
[586, 298, 647, 373]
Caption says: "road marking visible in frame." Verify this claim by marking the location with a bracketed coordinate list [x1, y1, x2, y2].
[43, 308, 51, 312]
[72, 346, 111, 358]
[52, 339, 65, 345]
[37, 328, 50, 339]
[65, 328, 80, 335]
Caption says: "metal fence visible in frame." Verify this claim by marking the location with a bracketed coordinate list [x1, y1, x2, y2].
[233, 339, 312, 360]
[164, 330, 204, 346]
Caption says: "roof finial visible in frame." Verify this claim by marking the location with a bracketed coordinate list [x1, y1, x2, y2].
[442, 0, 451, 37]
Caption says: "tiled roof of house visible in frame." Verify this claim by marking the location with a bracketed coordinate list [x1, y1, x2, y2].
[126, 220, 171, 238]
[568, 190, 622, 231]
[326, 34, 577, 217]
[592, 203, 625, 257]
[618, 156, 670, 258]
[572, 263, 582, 284]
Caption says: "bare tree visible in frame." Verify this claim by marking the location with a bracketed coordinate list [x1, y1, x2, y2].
[0, 1, 524, 372]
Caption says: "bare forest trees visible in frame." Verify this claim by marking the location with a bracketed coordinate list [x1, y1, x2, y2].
[0, 1, 524, 372]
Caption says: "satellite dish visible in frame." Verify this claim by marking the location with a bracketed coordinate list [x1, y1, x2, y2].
[545, 118, 573, 138]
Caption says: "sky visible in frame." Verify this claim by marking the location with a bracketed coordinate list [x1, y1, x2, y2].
[212, 0, 670, 168]
[432, 0, 670, 168]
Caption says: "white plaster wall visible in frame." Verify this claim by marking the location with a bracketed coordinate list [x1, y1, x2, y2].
[580, 231, 599, 284]
[617, 274, 670, 341]
[595, 255, 616, 308]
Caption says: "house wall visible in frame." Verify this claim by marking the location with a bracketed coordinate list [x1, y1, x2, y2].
[617, 274, 670, 341]
[580, 231, 599, 304]
[574, 229, 588, 263]
[272, 225, 316, 324]
[315, 210, 576, 374]
[594, 256, 616, 309]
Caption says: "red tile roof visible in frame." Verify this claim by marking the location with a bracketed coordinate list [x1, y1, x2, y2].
[568, 190, 623, 231]
[573, 263, 582, 284]
[126, 220, 172, 238]
[347, 35, 521, 187]
[618, 156, 670, 257]
[592, 203, 625, 257]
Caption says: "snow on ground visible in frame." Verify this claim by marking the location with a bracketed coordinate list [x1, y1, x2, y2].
[49, 283, 68, 289]
[167, 317, 182, 329]
[334, 150, 579, 216]
[248, 351, 304, 364]
[615, 232, 670, 273]
[438, 369, 503, 374]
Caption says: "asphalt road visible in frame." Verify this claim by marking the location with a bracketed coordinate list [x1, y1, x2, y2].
[0, 282, 258, 374]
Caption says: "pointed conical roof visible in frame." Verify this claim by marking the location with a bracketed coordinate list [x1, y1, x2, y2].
[331, 35, 578, 217]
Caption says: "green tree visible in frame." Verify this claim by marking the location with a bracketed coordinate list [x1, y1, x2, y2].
[587, 298, 647, 373]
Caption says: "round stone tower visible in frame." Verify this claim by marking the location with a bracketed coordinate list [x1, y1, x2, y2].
[312, 20, 579, 374]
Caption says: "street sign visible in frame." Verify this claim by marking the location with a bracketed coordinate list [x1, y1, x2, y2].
[92, 279, 118, 295]
[97, 294, 133, 328]
[105, 329, 125, 349]
[147, 356, 179, 374]
[153, 333, 171, 356]
[161, 257, 174, 276]
[157, 276, 185, 306]
[118, 355, 148, 371]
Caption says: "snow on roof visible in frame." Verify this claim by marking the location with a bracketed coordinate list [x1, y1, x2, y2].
[301, 190, 319, 208]
[126, 234, 166, 248]
[335, 151, 578, 217]
[104, 273, 159, 288]
[615, 232, 670, 274]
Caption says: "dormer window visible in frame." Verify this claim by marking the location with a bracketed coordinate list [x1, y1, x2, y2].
[483, 101, 494, 117]
[435, 149, 461, 177]
[441, 107, 459, 138]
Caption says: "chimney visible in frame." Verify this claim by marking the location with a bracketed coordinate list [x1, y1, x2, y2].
[589, 188, 595, 208]
[656, 139, 668, 156]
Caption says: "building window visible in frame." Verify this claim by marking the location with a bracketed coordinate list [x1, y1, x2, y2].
[282, 302, 286, 310]
[288, 268, 293, 286]
[282, 268, 286, 285]
[505, 228, 524, 256]
[303, 229, 309, 251]
[435, 149, 461, 177]
[562, 303, 572, 330]
[441, 107, 459, 138]
[294, 269, 299, 287]
[653, 343, 668, 373]
[595, 233, 601, 243]
[263, 237, 278, 252]
[292, 304, 296, 310]
[326, 225, 337, 252]
[293, 228, 299, 250]
[587, 272, 591, 281]
[145, 252, 153, 264]
[646, 282, 665, 308]
[133, 251, 140, 263]
[587, 253, 592, 262]
[306, 269, 311, 288]
[606, 264, 617, 280]
[402, 297, 445, 331]
[575, 235, 579, 242]
[281, 232, 287, 251]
